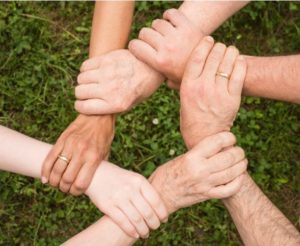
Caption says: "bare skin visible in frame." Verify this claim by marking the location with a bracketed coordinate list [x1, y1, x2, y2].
[41, 1, 134, 196]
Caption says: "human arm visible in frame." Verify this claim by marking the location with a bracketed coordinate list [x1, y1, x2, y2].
[64, 131, 248, 245]
[243, 55, 300, 104]
[130, 6, 300, 104]
[73, 1, 248, 115]
[89, 1, 134, 57]
[0, 125, 169, 238]
[223, 173, 300, 245]
[0, 124, 247, 244]
[180, 39, 300, 245]
[129, 1, 248, 86]
[41, 1, 134, 195]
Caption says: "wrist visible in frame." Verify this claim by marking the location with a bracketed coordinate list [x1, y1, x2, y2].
[182, 124, 231, 149]
[223, 172, 256, 208]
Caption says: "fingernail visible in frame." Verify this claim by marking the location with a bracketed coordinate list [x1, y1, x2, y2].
[134, 233, 139, 239]
[205, 36, 214, 42]
[162, 218, 168, 223]
[41, 177, 48, 184]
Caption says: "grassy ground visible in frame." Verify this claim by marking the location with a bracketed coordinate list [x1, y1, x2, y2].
[0, 1, 299, 245]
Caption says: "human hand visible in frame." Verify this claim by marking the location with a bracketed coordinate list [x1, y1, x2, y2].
[41, 114, 115, 195]
[149, 132, 247, 214]
[129, 8, 204, 88]
[86, 161, 168, 239]
[74, 49, 165, 115]
[180, 37, 247, 149]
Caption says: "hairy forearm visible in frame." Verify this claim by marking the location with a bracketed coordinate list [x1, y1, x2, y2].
[244, 55, 300, 104]
[179, 1, 249, 34]
[179, 2, 300, 104]
[89, 1, 134, 57]
[224, 173, 300, 245]
[0, 125, 136, 245]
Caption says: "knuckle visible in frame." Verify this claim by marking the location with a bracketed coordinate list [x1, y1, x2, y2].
[132, 215, 143, 224]
[214, 135, 225, 148]
[224, 152, 235, 164]
[62, 175, 73, 184]
[165, 43, 176, 52]
[86, 150, 99, 162]
[191, 49, 205, 64]
[133, 174, 145, 186]
[74, 180, 88, 191]
[52, 167, 62, 176]
[155, 54, 168, 67]
[144, 211, 154, 220]
[77, 141, 88, 152]
[236, 147, 245, 159]
[116, 99, 129, 112]
[225, 169, 233, 181]
[241, 159, 248, 170]
[220, 189, 230, 198]
[221, 132, 236, 144]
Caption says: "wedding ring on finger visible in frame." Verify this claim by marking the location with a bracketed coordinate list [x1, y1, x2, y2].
[216, 71, 230, 79]
[58, 154, 70, 164]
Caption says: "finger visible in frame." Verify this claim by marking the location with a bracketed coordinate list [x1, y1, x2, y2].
[209, 159, 248, 186]
[216, 46, 239, 92]
[163, 8, 189, 27]
[119, 201, 150, 238]
[69, 162, 99, 196]
[201, 42, 227, 83]
[208, 146, 245, 173]
[75, 84, 101, 100]
[108, 207, 139, 239]
[228, 55, 247, 95]
[131, 193, 161, 230]
[48, 152, 72, 188]
[80, 56, 103, 72]
[140, 181, 169, 222]
[59, 152, 83, 193]
[182, 36, 214, 81]
[192, 132, 236, 159]
[151, 19, 175, 35]
[208, 173, 245, 199]
[75, 99, 115, 115]
[77, 70, 101, 84]
[128, 39, 157, 70]
[41, 139, 65, 184]
[138, 27, 164, 50]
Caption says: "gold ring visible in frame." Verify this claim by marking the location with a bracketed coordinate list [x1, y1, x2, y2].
[216, 71, 230, 79]
[58, 154, 70, 164]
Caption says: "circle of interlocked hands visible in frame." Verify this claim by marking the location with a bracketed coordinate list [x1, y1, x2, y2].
[41, 9, 248, 239]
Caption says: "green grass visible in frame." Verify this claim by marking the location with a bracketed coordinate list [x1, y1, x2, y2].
[0, 1, 299, 245]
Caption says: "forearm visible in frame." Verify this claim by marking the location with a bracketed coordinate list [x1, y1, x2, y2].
[80, 2, 135, 139]
[223, 173, 300, 245]
[179, 1, 248, 34]
[89, 1, 134, 57]
[63, 216, 135, 246]
[0, 125, 136, 245]
[244, 55, 300, 104]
